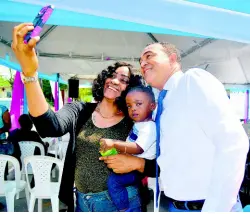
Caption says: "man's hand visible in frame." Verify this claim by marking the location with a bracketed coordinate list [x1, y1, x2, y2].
[100, 138, 115, 152]
[99, 154, 145, 174]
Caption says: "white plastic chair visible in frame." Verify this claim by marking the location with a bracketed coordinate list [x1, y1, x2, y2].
[18, 141, 45, 179]
[0, 155, 28, 212]
[148, 177, 164, 212]
[24, 156, 64, 212]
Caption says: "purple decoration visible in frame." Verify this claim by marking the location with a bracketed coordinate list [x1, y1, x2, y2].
[54, 81, 59, 111]
[105, 57, 111, 60]
[10, 72, 24, 131]
[67, 97, 72, 103]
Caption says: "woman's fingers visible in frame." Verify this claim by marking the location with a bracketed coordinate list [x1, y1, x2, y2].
[99, 155, 116, 162]
[99, 155, 126, 173]
[28, 36, 40, 49]
[12, 23, 33, 46]
[17, 25, 34, 38]
[100, 141, 105, 151]
[11, 23, 40, 76]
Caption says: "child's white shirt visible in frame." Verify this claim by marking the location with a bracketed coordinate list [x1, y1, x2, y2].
[126, 121, 156, 160]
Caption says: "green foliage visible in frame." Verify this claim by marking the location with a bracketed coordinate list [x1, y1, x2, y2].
[41, 79, 54, 106]
[59, 83, 68, 90]
[41, 79, 91, 105]
[8, 68, 14, 88]
[0, 75, 11, 87]
[79, 88, 93, 102]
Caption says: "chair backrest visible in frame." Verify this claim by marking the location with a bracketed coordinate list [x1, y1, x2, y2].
[0, 155, 21, 195]
[18, 141, 45, 171]
[24, 156, 63, 195]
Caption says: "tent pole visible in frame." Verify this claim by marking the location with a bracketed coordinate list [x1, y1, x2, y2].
[23, 87, 28, 114]
[244, 90, 249, 124]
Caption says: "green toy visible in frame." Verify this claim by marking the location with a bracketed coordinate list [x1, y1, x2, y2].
[100, 148, 118, 157]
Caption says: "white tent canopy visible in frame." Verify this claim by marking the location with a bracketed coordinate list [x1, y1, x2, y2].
[1, 21, 250, 88]
[1, 0, 250, 88]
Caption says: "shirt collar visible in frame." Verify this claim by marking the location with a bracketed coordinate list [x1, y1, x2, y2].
[163, 71, 184, 91]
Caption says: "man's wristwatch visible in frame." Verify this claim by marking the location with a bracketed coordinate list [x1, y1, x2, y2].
[21, 72, 38, 84]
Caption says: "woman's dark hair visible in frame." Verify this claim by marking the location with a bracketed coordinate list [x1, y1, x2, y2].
[92, 62, 146, 114]
[18, 114, 33, 131]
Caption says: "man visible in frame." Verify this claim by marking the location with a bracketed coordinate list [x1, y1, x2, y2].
[101, 42, 249, 212]
[8, 114, 48, 167]
[0, 104, 11, 140]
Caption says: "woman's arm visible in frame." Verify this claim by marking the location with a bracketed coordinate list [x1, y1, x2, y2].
[30, 102, 85, 138]
[99, 154, 159, 177]
[100, 138, 144, 154]
[11, 24, 93, 138]
[12, 23, 48, 117]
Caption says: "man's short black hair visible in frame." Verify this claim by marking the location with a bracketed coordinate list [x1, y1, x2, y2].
[18, 114, 33, 131]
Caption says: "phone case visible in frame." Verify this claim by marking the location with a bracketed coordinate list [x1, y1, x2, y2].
[24, 5, 54, 44]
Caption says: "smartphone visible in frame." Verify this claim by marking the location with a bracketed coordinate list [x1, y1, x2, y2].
[24, 5, 54, 44]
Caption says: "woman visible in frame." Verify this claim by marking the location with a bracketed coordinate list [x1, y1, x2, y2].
[11, 23, 143, 212]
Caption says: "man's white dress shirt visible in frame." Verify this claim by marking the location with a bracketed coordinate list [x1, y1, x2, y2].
[157, 68, 249, 212]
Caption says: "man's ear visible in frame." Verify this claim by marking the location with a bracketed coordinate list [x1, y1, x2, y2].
[169, 53, 177, 64]
[150, 103, 157, 111]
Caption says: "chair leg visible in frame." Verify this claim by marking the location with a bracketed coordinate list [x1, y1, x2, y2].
[25, 186, 30, 209]
[38, 199, 42, 212]
[5, 191, 15, 212]
[16, 173, 26, 200]
[51, 195, 59, 212]
[21, 173, 26, 181]
[28, 194, 36, 212]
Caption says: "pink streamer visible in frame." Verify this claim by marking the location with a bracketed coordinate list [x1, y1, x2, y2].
[10, 72, 24, 131]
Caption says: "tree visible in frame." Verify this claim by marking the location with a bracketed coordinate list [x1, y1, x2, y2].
[79, 88, 93, 102]
[0, 69, 15, 89]
[8, 68, 14, 88]
[41, 80, 68, 106]
[0, 75, 11, 88]
[41, 79, 54, 106]
[59, 83, 68, 91]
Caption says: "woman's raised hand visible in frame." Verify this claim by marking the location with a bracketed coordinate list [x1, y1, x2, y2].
[11, 23, 40, 76]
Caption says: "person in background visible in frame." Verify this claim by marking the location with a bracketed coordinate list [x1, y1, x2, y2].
[0, 104, 11, 140]
[7, 114, 48, 166]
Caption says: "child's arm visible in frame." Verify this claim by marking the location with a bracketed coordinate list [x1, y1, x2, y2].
[100, 138, 144, 155]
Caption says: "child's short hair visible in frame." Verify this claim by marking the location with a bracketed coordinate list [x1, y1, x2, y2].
[127, 86, 155, 103]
